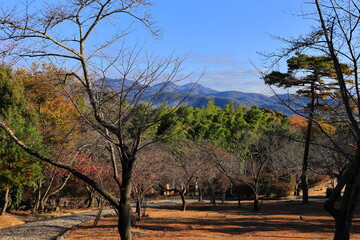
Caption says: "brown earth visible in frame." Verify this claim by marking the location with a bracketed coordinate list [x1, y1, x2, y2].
[63, 199, 360, 240]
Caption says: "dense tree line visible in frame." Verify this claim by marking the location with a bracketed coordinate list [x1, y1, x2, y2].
[0, 62, 305, 216]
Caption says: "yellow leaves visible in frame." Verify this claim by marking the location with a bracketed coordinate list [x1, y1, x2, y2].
[321, 122, 336, 135]
[15, 64, 83, 146]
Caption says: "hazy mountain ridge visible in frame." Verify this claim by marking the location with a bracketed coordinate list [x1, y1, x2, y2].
[148, 82, 295, 114]
[102, 79, 297, 115]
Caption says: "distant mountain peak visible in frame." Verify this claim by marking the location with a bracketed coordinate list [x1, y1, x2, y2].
[178, 82, 219, 95]
[102, 78, 296, 114]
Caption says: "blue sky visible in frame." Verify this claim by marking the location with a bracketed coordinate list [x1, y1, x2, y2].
[3, 0, 315, 94]
[142, 1, 315, 94]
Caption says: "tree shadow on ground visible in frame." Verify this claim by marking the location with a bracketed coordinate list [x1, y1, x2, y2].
[136, 200, 360, 236]
[66, 200, 360, 239]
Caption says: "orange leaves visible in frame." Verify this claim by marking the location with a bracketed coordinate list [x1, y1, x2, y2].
[289, 114, 308, 132]
[15, 64, 82, 146]
[289, 114, 336, 136]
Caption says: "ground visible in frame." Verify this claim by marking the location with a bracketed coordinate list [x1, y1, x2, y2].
[63, 200, 360, 240]
[2, 183, 359, 239]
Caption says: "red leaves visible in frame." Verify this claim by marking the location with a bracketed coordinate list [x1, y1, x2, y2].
[73, 153, 109, 181]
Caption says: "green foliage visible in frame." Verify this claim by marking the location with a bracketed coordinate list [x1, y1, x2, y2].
[9, 187, 23, 209]
[0, 63, 42, 191]
[155, 105, 189, 142]
[264, 53, 352, 107]
[156, 101, 289, 163]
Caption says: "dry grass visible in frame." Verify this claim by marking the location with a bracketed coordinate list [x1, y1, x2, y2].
[0, 208, 95, 230]
[64, 200, 360, 240]
[0, 214, 25, 229]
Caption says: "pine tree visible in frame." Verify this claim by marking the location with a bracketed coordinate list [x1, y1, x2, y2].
[264, 53, 352, 204]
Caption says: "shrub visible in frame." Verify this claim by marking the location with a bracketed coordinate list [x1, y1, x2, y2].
[272, 182, 294, 198]
[9, 187, 24, 210]
[308, 175, 328, 188]
[232, 183, 253, 198]
[259, 173, 277, 196]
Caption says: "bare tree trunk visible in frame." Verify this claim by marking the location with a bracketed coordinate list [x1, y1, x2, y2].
[117, 168, 133, 240]
[210, 187, 216, 206]
[135, 195, 142, 220]
[333, 180, 360, 240]
[253, 193, 260, 211]
[301, 82, 316, 205]
[33, 179, 42, 213]
[85, 186, 96, 208]
[237, 192, 242, 208]
[324, 150, 360, 240]
[118, 202, 132, 240]
[198, 188, 203, 202]
[300, 174, 309, 204]
[221, 188, 226, 203]
[313, 2, 360, 236]
[334, 214, 350, 240]
[180, 189, 187, 211]
[39, 178, 52, 212]
[40, 196, 48, 212]
[295, 181, 301, 199]
[39, 174, 71, 212]
[335, 167, 360, 240]
[1, 188, 10, 216]
[86, 191, 95, 208]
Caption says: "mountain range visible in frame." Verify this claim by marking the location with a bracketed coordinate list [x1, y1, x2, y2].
[146, 82, 296, 115]
[100, 79, 300, 115]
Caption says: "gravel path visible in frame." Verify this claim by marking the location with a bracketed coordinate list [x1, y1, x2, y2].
[0, 208, 115, 240]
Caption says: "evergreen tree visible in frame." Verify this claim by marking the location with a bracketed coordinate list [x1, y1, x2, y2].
[0, 64, 42, 215]
[264, 53, 351, 204]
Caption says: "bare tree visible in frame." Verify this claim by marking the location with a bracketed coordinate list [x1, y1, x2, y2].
[312, 1, 360, 239]
[215, 128, 291, 211]
[264, 0, 360, 238]
[311, 127, 353, 190]
[161, 140, 209, 211]
[0, 1, 195, 239]
[197, 144, 231, 206]
[132, 144, 166, 220]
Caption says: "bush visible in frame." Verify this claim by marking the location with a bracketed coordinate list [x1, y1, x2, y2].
[259, 173, 296, 198]
[9, 187, 24, 210]
[232, 183, 253, 198]
[259, 174, 277, 196]
[308, 175, 328, 188]
[278, 173, 296, 185]
[0, 187, 24, 211]
[271, 182, 294, 198]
